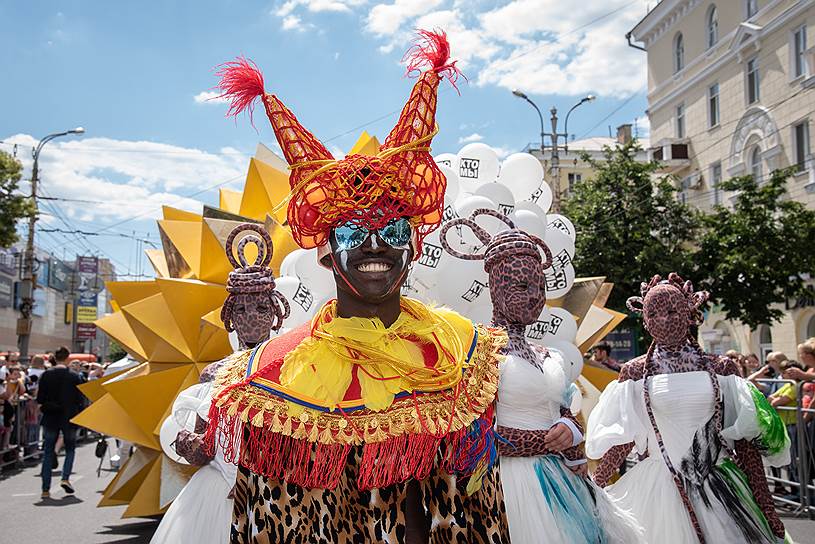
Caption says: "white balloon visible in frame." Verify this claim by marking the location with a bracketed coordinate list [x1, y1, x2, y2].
[514, 200, 550, 228]
[279, 249, 306, 278]
[275, 276, 318, 328]
[452, 195, 497, 248]
[543, 306, 578, 344]
[411, 230, 447, 293]
[544, 227, 576, 268]
[498, 153, 543, 201]
[508, 209, 547, 239]
[474, 182, 515, 216]
[434, 153, 459, 170]
[547, 340, 585, 383]
[455, 194, 497, 219]
[525, 306, 552, 346]
[436, 256, 489, 313]
[523, 180, 553, 213]
[437, 164, 460, 207]
[293, 249, 334, 299]
[547, 214, 576, 242]
[457, 143, 500, 192]
[544, 262, 576, 300]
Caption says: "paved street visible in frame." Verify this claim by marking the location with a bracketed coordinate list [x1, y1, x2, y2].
[2, 441, 815, 543]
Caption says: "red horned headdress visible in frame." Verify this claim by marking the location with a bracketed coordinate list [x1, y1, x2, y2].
[215, 29, 460, 252]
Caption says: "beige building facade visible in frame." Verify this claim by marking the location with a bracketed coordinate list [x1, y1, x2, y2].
[630, 0, 815, 359]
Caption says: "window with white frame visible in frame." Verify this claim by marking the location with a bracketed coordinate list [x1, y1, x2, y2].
[711, 161, 722, 205]
[793, 120, 810, 173]
[707, 6, 719, 49]
[674, 33, 685, 73]
[750, 146, 763, 182]
[793, 25, 808, 79]
[746, 57, 760, 104]
[676, 103, 686, 139]
[746, 0, 758, 19]
[567, 172, 582, 193]
[708, 83, 720, 128]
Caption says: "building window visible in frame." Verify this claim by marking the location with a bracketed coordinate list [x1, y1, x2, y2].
[676, 103, 686, 139]
[707, 6, 719, 49]
[567, 172, 582, 193]
[807, 314, 815, 339]
[746, 57, 760, 104]
[792, 25, 808, 79]
[746, 0, 758, 19]
[794, 121, 810, 173]
[711, 161, 722, 205]
[708, 83, 720, 128]
[750, 146, 763, 182]
[674, 33, 685, 73]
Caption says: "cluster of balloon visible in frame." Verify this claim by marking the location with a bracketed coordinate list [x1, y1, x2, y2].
[408, 143, 583, 381]
[264, 248, 335, 334]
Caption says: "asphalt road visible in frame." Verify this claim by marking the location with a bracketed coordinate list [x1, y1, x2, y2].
[1, 441, 814, 543]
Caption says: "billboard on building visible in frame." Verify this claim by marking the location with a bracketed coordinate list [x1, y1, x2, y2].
[0, 276, 13, 307]
[0, 248, 17, 277]
[48, 259, 73, 292]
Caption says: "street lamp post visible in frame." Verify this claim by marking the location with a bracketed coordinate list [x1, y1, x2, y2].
[17, 127, 85, 363]
[512, 91, 595, 213]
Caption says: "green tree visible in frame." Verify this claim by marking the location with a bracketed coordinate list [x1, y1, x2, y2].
[562, 140, 700, 314]
[0, 150, 36, 248]
[107, 339, 128, 361]
[694, 168, 815, 329]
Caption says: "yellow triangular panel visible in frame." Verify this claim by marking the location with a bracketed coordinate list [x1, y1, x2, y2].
[199, 218, 242, 284]
[71, 394, 158, 449]
[123, 455, 167, 518]
[162, 205, 201, 222]
[123, 293, 192, 361]
[239, 158, 290, 223]
[265, 215, 299, 276]
[104, 364, 194, 442]
[78, 367, 130, 402]
[145, 249, 169, 278]
[106, 281, 161, 309]
[219, 188, 242, 214]
[152, 366, 200, 436]
[156, 278, 226, 354]
[104, 448, 158, 504]
[348, 131, 380, 156]
[95, 312, 148, 362]
[158, 220, 203, 279]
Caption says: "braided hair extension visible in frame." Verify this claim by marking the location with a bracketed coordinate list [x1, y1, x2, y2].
[220, 223, 290, 340]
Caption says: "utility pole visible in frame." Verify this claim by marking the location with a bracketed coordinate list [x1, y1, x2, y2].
[17, 128, 85, 363]
[512, 92, 595, 214]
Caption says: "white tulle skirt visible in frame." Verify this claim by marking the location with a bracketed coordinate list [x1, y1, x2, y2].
[149, 463, 233, 544]
[501, 454, 642, 543]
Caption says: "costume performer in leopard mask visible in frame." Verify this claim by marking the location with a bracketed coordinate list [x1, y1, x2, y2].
[153, 224, 290, 544]
[587, 273, 791, 543]
[202, 30, 510, 543]
[442, 209, 642, 543]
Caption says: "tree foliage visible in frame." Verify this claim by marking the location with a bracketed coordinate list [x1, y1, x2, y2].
[562, 141, 700, 313]
[107, 339, 128, 362]
[0, 150, 35, 248]
[694, 168, 815, 329]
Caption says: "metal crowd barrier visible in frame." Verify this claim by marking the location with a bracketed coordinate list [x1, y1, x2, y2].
[0, 397, 96, 471]
[754, 378, 814, 519]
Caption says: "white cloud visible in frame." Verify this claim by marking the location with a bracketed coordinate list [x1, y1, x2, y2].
[275, 0, 367, 29]
[328, 0, 647, 98]
[634, 114, 650, 138]
[458, 132, 484, 144]
[193, 90, 228, 104]
[281, 15, 306, 31]
[2, 134, 248, 226]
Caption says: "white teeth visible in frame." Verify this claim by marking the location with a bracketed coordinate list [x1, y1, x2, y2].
[357, 262, 392, 273]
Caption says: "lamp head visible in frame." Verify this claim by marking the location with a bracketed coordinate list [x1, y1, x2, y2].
[71, 127, 85, 134]
[512, 89, 528, 100]
[586, 95, 596, 102]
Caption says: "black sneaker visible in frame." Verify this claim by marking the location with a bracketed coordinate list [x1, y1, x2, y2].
[60, 480, 74, 494]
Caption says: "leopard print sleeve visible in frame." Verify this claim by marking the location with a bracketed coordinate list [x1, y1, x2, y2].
[592, 359, 645, 487]
[175, 427, 214, 466]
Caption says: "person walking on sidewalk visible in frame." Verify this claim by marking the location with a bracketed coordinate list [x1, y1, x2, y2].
[36, 346, 85, 499]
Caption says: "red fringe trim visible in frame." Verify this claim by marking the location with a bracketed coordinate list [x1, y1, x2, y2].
[403, 28, 464, 92]
[214, 56, 266, 126]
[203, 399, 496, 491]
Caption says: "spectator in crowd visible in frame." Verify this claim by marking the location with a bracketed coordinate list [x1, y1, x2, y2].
[0, 355, 8, 380]
[27, 356, 46, 383]
[1, 365, 30, 456]
[744, 353, 761, 374]
[46, 353, 56, 368]
[36, 346, 85, 499]
[769, 356, 804, 498]
[783, 339, 815, 383]
[748, 351, 787, 395]
[588, 343, 621, 371]
[725, 350, 746, 376]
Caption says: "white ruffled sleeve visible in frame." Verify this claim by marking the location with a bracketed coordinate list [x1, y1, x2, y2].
[159, 382, 215, 462]
[719, 375, 791, 468]
[586, 379, 649, 460]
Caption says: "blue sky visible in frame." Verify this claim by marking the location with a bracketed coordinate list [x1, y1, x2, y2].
[1, 0, 649, 278]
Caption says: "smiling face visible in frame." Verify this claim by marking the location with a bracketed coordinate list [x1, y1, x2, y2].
[229, 292, 274, 348]
[643, 284, 691, 346]
[489, 255, 547, 326]
[325, 225, 413, 304]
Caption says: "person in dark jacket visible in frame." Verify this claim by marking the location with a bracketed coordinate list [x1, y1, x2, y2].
[36, 346, 85, 499]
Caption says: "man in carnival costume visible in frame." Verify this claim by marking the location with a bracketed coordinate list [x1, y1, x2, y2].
[204, 30, 510, 543]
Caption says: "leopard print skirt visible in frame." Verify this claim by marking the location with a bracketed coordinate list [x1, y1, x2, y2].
[230, 447, 509, 543]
